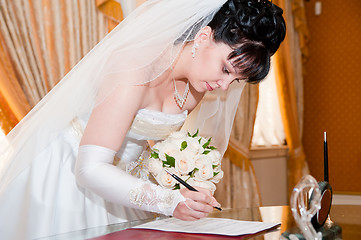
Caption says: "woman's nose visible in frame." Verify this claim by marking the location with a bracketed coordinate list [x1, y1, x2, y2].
[217, 78, 232, 91]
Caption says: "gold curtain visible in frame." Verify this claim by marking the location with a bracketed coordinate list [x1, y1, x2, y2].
[95, 0, 123, 32]
[0, 0, 110, 133]
[273, 0, 309, 197]
[0, 31, 31, 134]
[215, 84, 261, 208]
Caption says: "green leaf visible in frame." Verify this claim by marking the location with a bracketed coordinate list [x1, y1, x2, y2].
[162, 161, 170, 168]
[151, 151, 159, 159]
[202, 150, 210, 154]
[180, 141, 188, 151]
[202, 137, 212, 148]
[189, 168, 199, 178]
[213, 171, 220, 177]
[173, 183, 180, 190]
[212, 164, 218, 169]
[187, 131, 192, 137]
[192, 129, 199, 138]
[165, 153, 175, 167]
[207, 146, 216, 150]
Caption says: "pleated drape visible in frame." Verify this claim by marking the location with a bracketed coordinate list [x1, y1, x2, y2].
[273, 0, 310, 197]
[95, 0, 123, 31]
[0, 30, 31, 133]
[215, 83, 261, 208]
[0, 0, 111, 133]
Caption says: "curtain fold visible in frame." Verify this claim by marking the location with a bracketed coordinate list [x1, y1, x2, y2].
[274, 49, 306, 198]
[0, 30, 31, 134]
[273, 0, 309, 198]
[95, 0, 123, 31]
[291, 0, 310, 67]
[215, 83, 261, 208]
[0, 0, 109, 133]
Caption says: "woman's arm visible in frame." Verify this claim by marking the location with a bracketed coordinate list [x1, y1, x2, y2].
[76, 84, 218, 219]
[80, 84, 145, 150]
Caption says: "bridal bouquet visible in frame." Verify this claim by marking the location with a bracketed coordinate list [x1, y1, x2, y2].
[147, 130, 223, 194]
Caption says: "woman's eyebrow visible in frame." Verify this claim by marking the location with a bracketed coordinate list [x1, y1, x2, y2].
[227, 60, 239, 74]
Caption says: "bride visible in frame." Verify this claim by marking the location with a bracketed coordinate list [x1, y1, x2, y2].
[0, 0, 285, 239]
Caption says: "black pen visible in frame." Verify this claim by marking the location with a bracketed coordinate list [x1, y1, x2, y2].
[324, 132, 329, 183]
[164, 168, 222, 211]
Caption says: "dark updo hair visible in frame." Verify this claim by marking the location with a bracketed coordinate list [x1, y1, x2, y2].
[208, 0, 286, 83]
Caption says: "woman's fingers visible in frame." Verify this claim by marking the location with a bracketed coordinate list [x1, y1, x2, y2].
[180, 188, 212, 205]
[194, 187, 212, 196]
[173, 187, 222, 221]
[173, 200, 209, 220]
[174, 187, 222, 221]
[173, 201, 201, 221]
[210, 196, 221, 208]
[196, 188, 221, 208]
[180, 187, 221, 208]
[184, 198, 213, 213]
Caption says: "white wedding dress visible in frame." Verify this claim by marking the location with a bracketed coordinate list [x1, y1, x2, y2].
[0, 108, 187, 240]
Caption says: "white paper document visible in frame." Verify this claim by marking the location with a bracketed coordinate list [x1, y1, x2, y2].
[133, 217, 280, 236]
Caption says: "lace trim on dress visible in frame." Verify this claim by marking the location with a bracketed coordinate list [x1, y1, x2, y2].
[129, 180, 175, 212]
[122, 146, 152, 180]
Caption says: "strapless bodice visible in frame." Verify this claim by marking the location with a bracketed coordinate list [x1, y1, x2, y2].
[127, 108, 188, 140]
[115, 109, 187, 164]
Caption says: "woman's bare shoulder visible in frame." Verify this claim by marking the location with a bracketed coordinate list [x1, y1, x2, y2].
[80, 84, 148, 150]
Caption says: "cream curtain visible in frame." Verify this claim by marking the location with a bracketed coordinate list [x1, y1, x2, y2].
[251, 61, 285, 146]
[0, 0, 113, 133]
[273, 0, 310, 197]
[215, 83, 261, 208]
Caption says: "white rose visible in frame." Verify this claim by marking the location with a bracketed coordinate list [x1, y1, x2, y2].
[175, 151, 196, 175]
[166, 131, 187, 149]
[148, 158, 163, 176]
[185, 137, 204, 155]
[193, 179, 217, 194]
[194, 156, 213, 181]
[207, 150, 221, 166]
[210, 170, 224, 183]
[156, 169, 176, 188]
[195, 155, 206, 169]
[158, 141, 179, 161]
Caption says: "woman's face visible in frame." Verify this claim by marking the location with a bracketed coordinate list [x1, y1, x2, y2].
[186, 30, 244, 93]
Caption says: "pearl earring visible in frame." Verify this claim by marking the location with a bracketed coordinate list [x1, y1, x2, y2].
[191, 43, 199, 58]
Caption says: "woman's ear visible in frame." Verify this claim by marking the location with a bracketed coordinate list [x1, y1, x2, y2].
[194, 26, 212, 44]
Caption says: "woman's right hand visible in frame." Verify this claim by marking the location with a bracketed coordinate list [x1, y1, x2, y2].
[172, 187, 220, 221]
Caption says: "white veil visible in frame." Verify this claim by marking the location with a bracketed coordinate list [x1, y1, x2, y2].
[0, 0, 245, 193]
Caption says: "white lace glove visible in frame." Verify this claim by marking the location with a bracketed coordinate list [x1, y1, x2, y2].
[75, 145, 186, 216]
